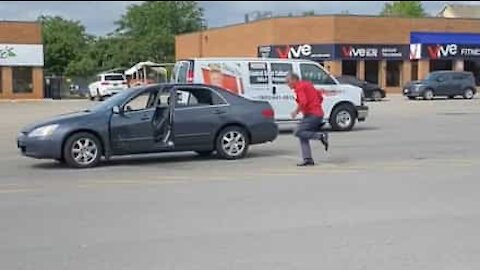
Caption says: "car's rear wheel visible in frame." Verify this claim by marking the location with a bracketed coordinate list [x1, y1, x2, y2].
[423, 89, 434, 100]
[463, 88, 475, 99]
[63, 132, 102, 168]
[216, 126, 249, 160]
[372, 90, 383, 101]
[408, 96, 416, 100]
[448, 95, 455, 99]
[88, 92, 95, 101]
[329, 104, 356, 131]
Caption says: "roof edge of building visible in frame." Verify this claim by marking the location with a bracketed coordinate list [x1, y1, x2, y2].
[0, 20, 40, 25]
[177, 13, 480, 38]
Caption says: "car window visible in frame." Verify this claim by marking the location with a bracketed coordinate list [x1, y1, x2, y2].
[176, 88, 226, 107]
[300, 64, 335, 85]
[270, 63, 293, 84]
[124, 91, 151, 112]
[452, 73, 469, 80]
[104, 75, 124, 81]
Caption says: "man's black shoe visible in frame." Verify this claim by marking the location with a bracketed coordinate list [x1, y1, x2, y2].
[297, 159, 315, 167]
[320, 133, 329, 152]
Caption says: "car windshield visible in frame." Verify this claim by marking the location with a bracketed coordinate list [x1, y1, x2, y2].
[87, 88, 138, 111]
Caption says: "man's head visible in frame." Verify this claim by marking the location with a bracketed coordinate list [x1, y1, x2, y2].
[286, 72, 300, 89]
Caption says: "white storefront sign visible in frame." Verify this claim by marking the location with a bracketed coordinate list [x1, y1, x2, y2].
[0, 44, 44, 66]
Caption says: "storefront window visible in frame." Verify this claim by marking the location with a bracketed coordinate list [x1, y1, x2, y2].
[464, 60, 480, 85]
[364, 60, 379, 84]
[342, 60, 357, 76]
[12, 67, 33, 93]
[386, 60, 402, 87]
[430, 60, 452, 72]
[411, 60, 418, 81]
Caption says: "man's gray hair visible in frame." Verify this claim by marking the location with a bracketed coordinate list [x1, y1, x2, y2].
[286, 72, 300, 81]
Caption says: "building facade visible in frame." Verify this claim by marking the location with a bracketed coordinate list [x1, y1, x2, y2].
[0, 21, 44, 99]
[176, 15, 480, 93]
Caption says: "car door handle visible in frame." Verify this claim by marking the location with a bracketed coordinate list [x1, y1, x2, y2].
[213, 109, 226, 115]
[140, 115, 150, 121]
[272, 86, 277, 95]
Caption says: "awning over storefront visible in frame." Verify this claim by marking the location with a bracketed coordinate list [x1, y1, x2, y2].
[410, 32, 480, 59]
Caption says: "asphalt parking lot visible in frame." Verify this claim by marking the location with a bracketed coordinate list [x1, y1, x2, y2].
[1, 95, 480, 269]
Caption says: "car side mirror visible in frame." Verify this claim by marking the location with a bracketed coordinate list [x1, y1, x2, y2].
[112, 105, 121, 114]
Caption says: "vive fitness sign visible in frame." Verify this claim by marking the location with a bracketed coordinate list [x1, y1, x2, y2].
[0, 44, 44, 66]
[410, 43, 480, 59]
[258, 44, 334, 60]
[258, 44, 409, 60]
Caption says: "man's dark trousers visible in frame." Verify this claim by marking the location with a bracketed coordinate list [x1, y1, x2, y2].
[294, 115, 324, 160]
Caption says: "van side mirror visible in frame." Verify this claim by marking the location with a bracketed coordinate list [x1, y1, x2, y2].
[112, 106, 121, 114]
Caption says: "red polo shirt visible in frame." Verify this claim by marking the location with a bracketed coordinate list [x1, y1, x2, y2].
[293, 80, 324, 117]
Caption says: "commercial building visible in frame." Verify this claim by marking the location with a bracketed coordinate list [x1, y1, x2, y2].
[0, 21, 44, 99]
[176, 15, 480, 93]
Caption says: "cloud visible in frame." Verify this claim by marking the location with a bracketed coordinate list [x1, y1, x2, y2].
[0, 1, 475, 35]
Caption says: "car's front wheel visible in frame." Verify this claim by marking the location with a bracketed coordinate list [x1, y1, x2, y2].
[463, 88, 475, 99]
[329, 104, 356, 131]
[63, 132, 102, 168]
[423, 89, 434, 100]
[216, 126, 249, 160]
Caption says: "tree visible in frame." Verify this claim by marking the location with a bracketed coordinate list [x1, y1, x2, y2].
[38, 15, 90, 76]
[114, 1, 204, 63]
[380, 1, 426, 17]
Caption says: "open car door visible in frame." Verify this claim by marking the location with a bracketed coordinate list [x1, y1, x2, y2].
[110, 86, 175, 155]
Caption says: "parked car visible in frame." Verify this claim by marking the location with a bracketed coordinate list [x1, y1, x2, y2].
[336, 75, 386, 101]
[172, 58, 368, 131]
[88, 73, 128, 101]
[17, 84, 278, 168]
[403, 71, 477, 100]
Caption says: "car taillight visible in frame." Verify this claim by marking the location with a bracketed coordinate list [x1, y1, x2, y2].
[187, 70, 194, 83]
[262, 108, 275, 119]
[101, 82, 110, 85]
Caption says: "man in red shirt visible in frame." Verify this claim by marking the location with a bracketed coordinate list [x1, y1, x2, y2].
[287, 73, 329, 166]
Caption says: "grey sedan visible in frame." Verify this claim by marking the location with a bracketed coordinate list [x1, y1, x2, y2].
[17, 84, 278, 168]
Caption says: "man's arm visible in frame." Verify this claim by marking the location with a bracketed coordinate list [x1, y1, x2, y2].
[291, 87, 307, 119]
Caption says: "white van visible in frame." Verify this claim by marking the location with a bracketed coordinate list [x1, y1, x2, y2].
[172, 58, 368, 131]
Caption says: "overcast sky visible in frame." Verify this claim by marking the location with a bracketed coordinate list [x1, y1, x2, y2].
[0, 1, 475, 35]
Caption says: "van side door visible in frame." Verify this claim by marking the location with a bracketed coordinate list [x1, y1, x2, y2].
[268, 62, 296, 120]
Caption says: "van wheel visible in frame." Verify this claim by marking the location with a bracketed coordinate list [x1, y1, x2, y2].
[330, 104, 356, 131]
[96, 89, 103, 101]
[63, 132, 102, 168]
[216, 126, 249, 160]
[463, 88, 475, 99]
[423, 89, 434, 100]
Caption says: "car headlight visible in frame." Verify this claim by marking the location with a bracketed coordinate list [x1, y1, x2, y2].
[28, 124, 59, 138]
